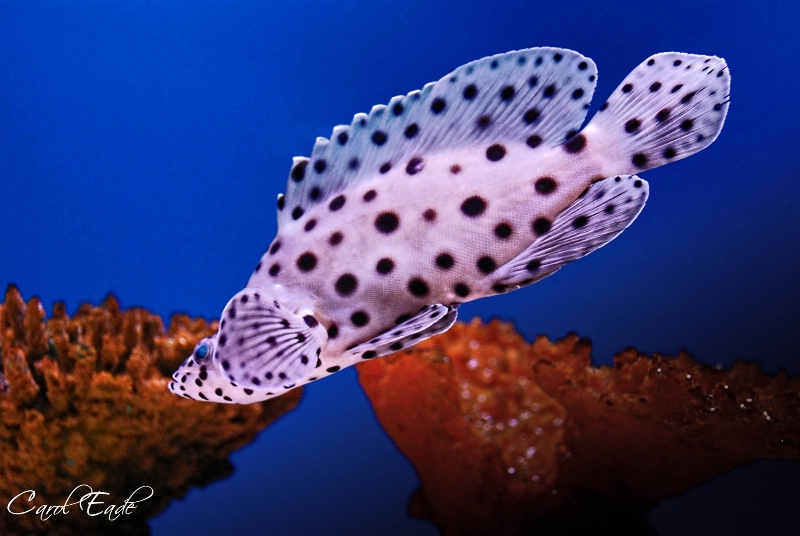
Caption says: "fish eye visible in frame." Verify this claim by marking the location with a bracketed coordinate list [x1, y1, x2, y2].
[194, 341, 211, 361]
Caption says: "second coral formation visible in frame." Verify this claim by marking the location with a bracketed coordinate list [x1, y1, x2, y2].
[358, 319, 800, 535]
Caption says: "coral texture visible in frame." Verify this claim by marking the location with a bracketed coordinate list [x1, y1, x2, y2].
[0, 287, 300, 535]
[358, 319, 800, 535]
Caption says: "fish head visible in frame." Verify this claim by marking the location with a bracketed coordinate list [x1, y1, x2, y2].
[168, 285, 328, 403]
[168, 333, 271, 403]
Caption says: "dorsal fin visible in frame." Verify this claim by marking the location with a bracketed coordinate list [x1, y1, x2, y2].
[277, 47, 598, 228]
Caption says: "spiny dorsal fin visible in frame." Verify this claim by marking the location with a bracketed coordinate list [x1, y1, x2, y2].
[583, 52, 730, 176]
[212, 288, 327, 390]
[493, 175, 648, 289]
[277, 47, 598, 228]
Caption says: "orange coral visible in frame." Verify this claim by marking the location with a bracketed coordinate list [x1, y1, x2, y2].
[357, 319, 800, 535]
[0, 286, 301, 535]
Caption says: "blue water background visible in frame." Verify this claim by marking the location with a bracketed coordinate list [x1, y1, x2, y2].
[2, 1, 798, 534]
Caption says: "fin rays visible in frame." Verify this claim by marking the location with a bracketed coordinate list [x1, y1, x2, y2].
[344, 304, 458, 360]
[584, 52, 730, 175]
[493, 175, 649, 289]
[213, 289, 327, 389]
[278, 47, 598, 228]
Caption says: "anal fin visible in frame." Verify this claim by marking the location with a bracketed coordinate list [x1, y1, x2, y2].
[492, 175, 649, 290]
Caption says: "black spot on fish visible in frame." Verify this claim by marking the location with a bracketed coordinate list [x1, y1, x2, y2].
[351, 311, 370, 327]
[624, 118, 641, 133]
[532, 217, 551, 236]
[494, 222, 513, 239]
[371, 131, 388, 146]
[632, 153, 648, 168]
[328, 231, 343, 246]
[523, 108, 541, 124]
[406, 157, 424, 175]
[486, 144, 506, 161]
[477, 256, 497, 274]
[463, 84, 478, 100]
[335, 274, 358, 296]
[376, 258, 395, 275]
[329, 195, 346, 211]
[535, 177, 557, 194]
[563, 134, 586, 154]
[435, 253, 455, 270]
[407, 278, 430, 297]
[296, 252, 318, 272]
[461, 195, 487, 217]
[454, 283, 470, 297]
[291, 160, 307, 182]
[375, 212, 400, 234]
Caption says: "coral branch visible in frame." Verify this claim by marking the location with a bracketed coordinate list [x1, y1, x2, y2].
[0, 286, 301, 535]
[357, 319, 800, 535]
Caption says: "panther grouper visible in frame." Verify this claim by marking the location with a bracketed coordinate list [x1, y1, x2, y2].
[169, 47, 730, 403]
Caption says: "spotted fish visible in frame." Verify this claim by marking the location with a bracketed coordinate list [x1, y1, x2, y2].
[169, 47, 730, 404]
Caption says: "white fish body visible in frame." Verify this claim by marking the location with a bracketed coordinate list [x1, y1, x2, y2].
[169, 47, 730, 403]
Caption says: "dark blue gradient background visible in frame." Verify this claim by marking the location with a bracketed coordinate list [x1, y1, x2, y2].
[2, 1, 798, 534]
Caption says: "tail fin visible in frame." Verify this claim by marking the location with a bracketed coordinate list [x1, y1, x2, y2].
[583, 52, 730, 176]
